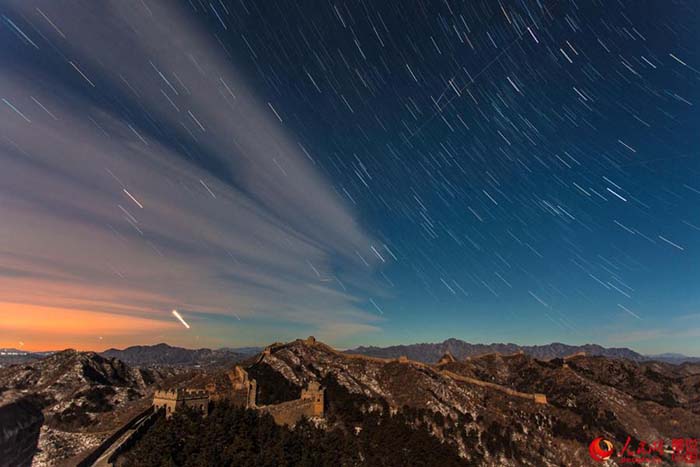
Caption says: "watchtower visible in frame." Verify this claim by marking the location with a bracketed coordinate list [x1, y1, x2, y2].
[228, 366, 257, 408]
[533, 394, 547, 404]
[301, 381, 324, 417]
[304, 336, 317, 345]
[153, 388, 209, 418]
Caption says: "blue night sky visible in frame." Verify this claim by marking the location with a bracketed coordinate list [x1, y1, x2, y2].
[0, 1, 698, 355]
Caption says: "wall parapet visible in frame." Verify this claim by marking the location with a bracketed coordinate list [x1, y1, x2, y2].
[153, 388, 209, 400]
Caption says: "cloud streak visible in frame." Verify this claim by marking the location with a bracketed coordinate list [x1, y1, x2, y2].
[0, 0, 386, 350]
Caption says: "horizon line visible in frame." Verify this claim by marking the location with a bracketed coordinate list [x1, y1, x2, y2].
[4, 337, 699, 359]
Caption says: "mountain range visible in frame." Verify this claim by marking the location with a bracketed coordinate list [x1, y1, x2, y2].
[346, 338, 700, 364]
[2, 337, 700, 466]
[0, 344, 263, 369]
[4, 339, 697, 371]
[3, 340, 698, 371]
[143, 337, 700, 466]
[100, 343, 260, 367]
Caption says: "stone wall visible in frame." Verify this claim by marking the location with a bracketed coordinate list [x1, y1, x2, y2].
[440, 370, 547, 404]
[563, 351, 587, 361]
[76, 406, 154, 467]
[258, 380, 324, 426]
[259, 399, 315, 426]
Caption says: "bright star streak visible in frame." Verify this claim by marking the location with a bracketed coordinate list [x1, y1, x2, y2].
[172, 309, 190, 329]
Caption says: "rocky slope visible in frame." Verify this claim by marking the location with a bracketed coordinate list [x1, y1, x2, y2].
[245, 338, 700, 466]
[0, 350, 173, 466]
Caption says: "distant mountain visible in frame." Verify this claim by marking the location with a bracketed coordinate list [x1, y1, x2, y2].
[0, 348, 53, 367]
[0, 349, 175, 465]
[219, 346, 264, 355]
[100, 342, 253, 366]
[347, 338, 700, 364]
[347, 338, 649, 363]
[1, 343, 260, 369]
[646, 352, 700, 364]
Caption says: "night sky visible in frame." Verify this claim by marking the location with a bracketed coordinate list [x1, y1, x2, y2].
[1, 1, 698, 354]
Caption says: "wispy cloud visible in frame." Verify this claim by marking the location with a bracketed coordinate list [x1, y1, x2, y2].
[0, 0, 386, 349]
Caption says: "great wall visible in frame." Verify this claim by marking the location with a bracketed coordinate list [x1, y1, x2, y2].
[290, 336, 549, 405]
[153, 356, 326, 426]
[84, 336, 550, 465]
[151, 336, 547, 424]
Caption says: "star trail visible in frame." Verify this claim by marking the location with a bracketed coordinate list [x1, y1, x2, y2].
[0, 0, 698, 354]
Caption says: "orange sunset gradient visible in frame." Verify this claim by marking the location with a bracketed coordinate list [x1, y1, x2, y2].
[0, 302, 179, 351]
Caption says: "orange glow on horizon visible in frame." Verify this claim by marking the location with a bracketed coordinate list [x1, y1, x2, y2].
[0, 302, 178, 351]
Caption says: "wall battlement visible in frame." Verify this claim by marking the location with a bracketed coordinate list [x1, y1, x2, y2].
[154, 388, 209, 400]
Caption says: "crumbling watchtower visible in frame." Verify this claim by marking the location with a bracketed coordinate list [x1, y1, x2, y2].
[300, 381, 324, 417]
[153, 388, 209, 418]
